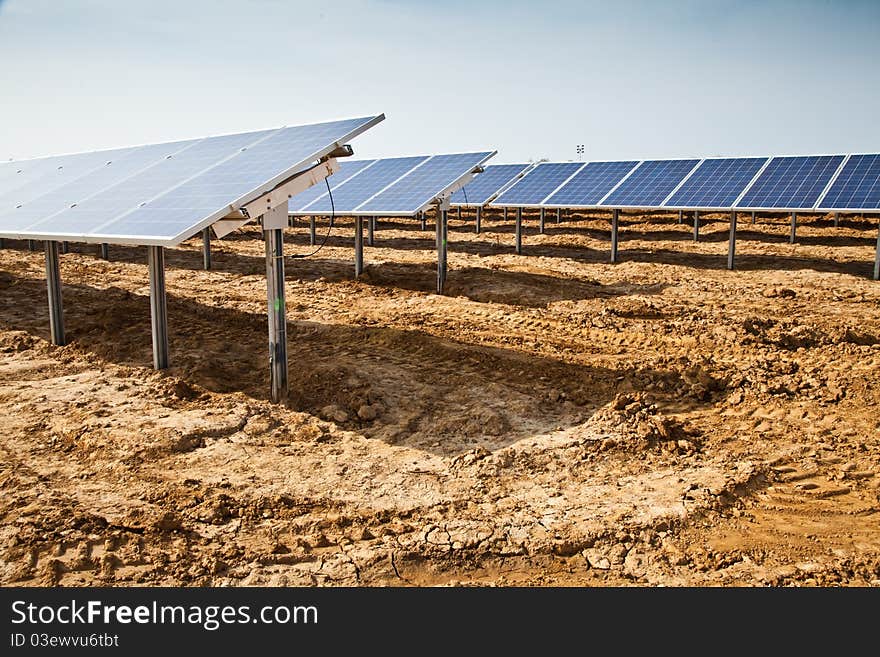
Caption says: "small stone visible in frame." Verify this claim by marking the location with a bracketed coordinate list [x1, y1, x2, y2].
[357, 404, 378, 421]
[320, 405, 349, 424]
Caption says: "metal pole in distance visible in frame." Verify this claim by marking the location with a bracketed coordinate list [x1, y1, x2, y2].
[727, 210, 737, 270]
[693, 210, 700, 242]
[354, 216, 364, 277]
[539, 208, 545, 235]
[834, 213, 840, 228]
[504, 207, 508, 222]
[475, 206, 482, 234]
[677, 210, 683, 225]
[44, 241, 65, 346]
[874, 220, 880, 281]
[457, 206, 462, 221]
[28, 240, 35, 251]
[147, 246, 169, 370]
[100, 243, 109, 260]
[556, 208, 561, 224]
[420, 211, 426, 231]
[264, 228, 289, 405]
[368, 216, 375, 247]
[60, 241, 69, 254]
[515, 207, 523, 255]
[611, 209, 620, 264]
[790, 212, 797, 244]
[751, 211, 756, 225]
[309, 216, 316, 246]
[202, 228, 212, 270]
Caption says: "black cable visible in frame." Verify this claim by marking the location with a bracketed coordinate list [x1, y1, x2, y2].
[289, 175, 336, 259]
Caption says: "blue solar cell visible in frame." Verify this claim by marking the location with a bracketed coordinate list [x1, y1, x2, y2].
[817, 154, 880, 210]
[288, 159, 377, 212]
[665, 157, 769, 208]
[600, 159, 700, 207]
[0, 141, 197, 229]
[449, 163, 530, 206]
[544, 161, 639, 206]
[492, 162, 583, 206]
[358, 152, 493, 213]
[302, 156, 427, 214]
[735, 155, 845, 210]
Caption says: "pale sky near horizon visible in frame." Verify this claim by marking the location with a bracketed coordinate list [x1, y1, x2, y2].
[1, 0, 878, 164]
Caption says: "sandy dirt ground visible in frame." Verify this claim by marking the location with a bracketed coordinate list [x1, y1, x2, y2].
[1, 208, 879, 587]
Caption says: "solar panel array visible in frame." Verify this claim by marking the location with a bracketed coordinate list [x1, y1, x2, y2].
[448, 163, 531, 206]
[0, 115, 384, 245]
[289, 151, 495, 216]
[489, 153, 880, 212]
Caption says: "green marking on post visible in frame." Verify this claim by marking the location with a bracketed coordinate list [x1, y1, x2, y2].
[274, 298, 282, 312]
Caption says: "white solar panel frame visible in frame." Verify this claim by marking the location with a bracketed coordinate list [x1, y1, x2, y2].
[0, 114, 385, 246]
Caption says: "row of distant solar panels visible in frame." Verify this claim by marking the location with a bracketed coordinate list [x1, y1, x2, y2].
[480, 154, 880, 213]
[288, 152, 495, 216]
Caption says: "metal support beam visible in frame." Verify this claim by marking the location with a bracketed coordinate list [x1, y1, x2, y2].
[264, 228, 288, 404]
[354, 216, 364, 277]
[834, 213, 839, 228]
[727, 211, 737, 270]
[539, 208, 545, 234]
[556, 208, 561, 224]
[678, 210, 683, 224]
[436, 207, 448, 294]
[202, 228, 212, 270]
[100, 243, 109, 260]
[44, 241, 65, 346]
[475, 206, 482, 234]
[309, 216, 316, 246]
[147, 246, 169, 370]
[790, 212, 797, 244]
[693, 210, 700, 242]
[515, 207, 523, 255]
[875, 222, 880, 280]
[611, 209, 619, 264]
[368, 215, 376, 246]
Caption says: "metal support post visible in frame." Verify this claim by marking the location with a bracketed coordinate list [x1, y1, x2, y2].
[693, 210, 700, 241]
[504, 207, 508, 222]
[457, 206, 462, 221]
[420, 211, 426, 231]
[834, 213, 839, 228]
[539, 208, 545, 234]
[100, 243, 109, 260]
[874, 221, 880, 281]
[436, 207, 448, 293]
[611, 209, 619, 264]
[515, 207, 523, 255]
[60, 241, 69, 254]
[368, 215, 375, 246]
[309, 216, 316, 246]
[264, 228, 288, 404]
[28, 240, 35, 251]
[790, 212, 797, 244]
[678, 210, 683, 224]
[475, 206, 482, 234]
[556, 208, 561, 224]
[727, 211, 737, 270]
[202, 227, 211, 270]
[751, 211, 756, 224]
[355, 216, 364, 277]
[44, 241, 65, 346]
[147, 246, 169, 370]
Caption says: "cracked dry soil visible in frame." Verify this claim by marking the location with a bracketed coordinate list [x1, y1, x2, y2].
[1, 209, 879, 586]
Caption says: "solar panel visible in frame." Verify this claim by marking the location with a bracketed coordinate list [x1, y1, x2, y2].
[735, 155, 845, 210]
[288, 159, 377, 212]
[449, 163, 531, 206]
[543, 161, 639, 207]
[298, 156, 428, 214]
[600, 159, 700, 208]
[0, 115, 383, 244]
[491, 162, 583, 206]
[664, 157, 769, 209]
[358, 152, 494, 214]
[816, 154, 880, 211]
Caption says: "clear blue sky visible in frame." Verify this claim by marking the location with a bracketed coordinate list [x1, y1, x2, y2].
[1, 0, 878, 163]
